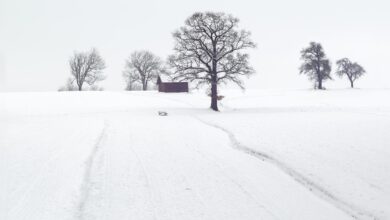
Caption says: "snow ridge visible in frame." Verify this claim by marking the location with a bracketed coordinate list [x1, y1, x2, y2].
[195, 117, 378, 220]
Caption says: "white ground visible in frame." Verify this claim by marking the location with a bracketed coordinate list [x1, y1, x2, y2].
[0, 89, 389, 220]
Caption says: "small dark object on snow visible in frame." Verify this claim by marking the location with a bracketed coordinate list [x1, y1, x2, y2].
[158, 111, 168, 116]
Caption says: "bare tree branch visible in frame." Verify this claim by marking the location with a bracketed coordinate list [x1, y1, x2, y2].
[299, 42, 332, 89]
[123, 51, 162, 91]
[336, 58, 366, 88]
[168, 12, 256, 111]
[69, 48, 106, 91]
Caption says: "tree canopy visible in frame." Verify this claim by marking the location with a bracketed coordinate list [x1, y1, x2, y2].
[299, 42, 332, 89]
[168, 12, 256, 111]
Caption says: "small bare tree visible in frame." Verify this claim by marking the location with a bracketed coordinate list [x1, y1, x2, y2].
[69, 48, 106, 91]
[123, 51, 162, 91]
[58, 78, 77, 91]
[168, 12, 256, 111]
[122, 70, 140, 91]
[336, 58, 366, 88]
[299, 42, 332, 89]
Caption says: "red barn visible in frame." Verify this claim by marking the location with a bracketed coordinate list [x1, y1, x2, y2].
[157, 75, 189, 93]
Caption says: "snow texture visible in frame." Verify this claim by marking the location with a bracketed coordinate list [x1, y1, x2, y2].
[1, 89, 389, 219]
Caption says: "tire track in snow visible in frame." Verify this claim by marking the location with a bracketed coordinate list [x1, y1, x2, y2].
[76, 120, 108, 220]
[127, 136, 160, 220]
[186, 139, 280, 220]
[145, 94, 378, 219]
[7, 139, 74, 218]
[194, 117, 379, 220]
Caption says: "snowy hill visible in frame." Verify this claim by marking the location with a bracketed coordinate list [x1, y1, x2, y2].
[1, 89, 389, 220]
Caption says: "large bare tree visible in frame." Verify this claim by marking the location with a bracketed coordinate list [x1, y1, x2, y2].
[299, 42, 332, 90]
[336, 58, 366, 88]
[168, 12, 256, 111]
[123, 51, 162, 91]
[69, 48, 106, 91]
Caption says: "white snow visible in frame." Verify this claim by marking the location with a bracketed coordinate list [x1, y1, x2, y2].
[1, 89, 389, 220]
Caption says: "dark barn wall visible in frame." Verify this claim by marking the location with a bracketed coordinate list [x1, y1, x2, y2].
[158, 82, 189, 93]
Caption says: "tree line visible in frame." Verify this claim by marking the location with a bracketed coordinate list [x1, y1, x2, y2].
[59, 12, 366, 111]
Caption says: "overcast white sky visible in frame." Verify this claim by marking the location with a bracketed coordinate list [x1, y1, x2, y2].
[0, 0, 389, 91]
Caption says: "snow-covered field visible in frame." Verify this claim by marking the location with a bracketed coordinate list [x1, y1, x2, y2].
[1, 89, 389, 220]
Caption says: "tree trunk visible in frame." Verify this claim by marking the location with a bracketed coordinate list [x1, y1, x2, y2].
[350, 80, 354, 88]
[78, 84, 82, 91]
[210, 42, 219, 111]
[210, 80, 218, 111]
[318, 79, 323, 90]
[142, 82, 147, 91]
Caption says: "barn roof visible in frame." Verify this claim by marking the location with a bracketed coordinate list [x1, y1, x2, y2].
[157, 74, 172, 83]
